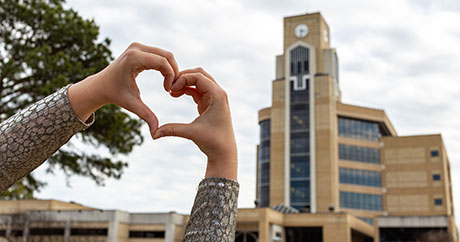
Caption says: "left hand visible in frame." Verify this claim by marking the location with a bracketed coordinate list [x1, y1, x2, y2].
[68, 42, 179, 136]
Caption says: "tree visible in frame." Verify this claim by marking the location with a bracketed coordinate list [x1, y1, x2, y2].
[0, 0, 144, 199]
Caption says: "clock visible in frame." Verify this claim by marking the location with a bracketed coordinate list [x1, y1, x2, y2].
[294, 24, 308, 38]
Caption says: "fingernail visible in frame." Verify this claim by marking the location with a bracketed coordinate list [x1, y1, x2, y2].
[153, 131, 164, 140]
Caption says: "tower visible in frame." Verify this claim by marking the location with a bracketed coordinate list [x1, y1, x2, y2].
[257, 12, 341, 213]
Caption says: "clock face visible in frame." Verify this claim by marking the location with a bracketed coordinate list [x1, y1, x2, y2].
[323, 29, 329, 43]
[294, 24, 308, 38]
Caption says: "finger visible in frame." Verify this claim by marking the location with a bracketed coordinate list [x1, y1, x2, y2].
[130, 42, 180, 78]
[170, 87, 201, 104]
[131, 50, 175, 91]
[180, 67, 217, 84]
[184, 87, 202, 104]
[126, 99, 159, 136]
[153, 123, 194, 140]
[170, 72, 216, 94]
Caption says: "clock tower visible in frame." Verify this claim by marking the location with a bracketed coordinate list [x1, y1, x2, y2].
[257, 12, 340, 213]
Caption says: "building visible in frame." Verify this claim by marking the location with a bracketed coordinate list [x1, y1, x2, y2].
[0, 199, 186, 242]
[0, 12, 457, 242]
[250, 12, 458, 242]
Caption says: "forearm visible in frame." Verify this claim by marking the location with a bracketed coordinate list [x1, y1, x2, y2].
[182, 177, 239, 242]
[0, 86, 94, 192]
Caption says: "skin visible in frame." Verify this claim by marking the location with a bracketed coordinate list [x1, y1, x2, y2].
[67, 42, 237, 180]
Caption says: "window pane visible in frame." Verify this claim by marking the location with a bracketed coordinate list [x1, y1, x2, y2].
[340, 168, 381, 187]
[291, 157, 310, 178]
[339, 144, 380, 164]
[338, 117, 381, 141]
[340, 191, 382, 211]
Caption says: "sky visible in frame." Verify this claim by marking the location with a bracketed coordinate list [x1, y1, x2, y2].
[33, 0, 460, 221]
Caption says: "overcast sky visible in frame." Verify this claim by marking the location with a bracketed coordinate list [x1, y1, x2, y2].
[33, 0, 460, 222]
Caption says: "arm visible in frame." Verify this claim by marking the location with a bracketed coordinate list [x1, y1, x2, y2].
[0, 42, 178, 192]
[153, 68, 239, 241]
[0, 86, 94, 192]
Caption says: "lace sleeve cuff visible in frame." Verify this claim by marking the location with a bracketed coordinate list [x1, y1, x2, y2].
[182, 177, 239, 242]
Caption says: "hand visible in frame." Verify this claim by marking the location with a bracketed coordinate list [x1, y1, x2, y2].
[153, 68, 238, 180]
[68, 42, 179, 136]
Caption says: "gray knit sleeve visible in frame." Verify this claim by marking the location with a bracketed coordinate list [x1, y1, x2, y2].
[182, 177, 239, 242]
[0, 85, 94, 192]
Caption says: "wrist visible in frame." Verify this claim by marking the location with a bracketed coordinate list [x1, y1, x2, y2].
[205, 151, 238, 180]
[68, 74, 107, 121]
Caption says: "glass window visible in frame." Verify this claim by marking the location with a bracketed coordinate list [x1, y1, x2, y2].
[291, 133, 309, 154]
[433, 174, 441, 181]
[291, 157, 310, 178]
[259, 120, 270, 141]
[291, 180, 310, 204]
[291, 104, 309, 131]
[358, 217, 374, 225]
[431, 150, 439, 157]
[340, 168, 381, 187]
[290, 83, 309, 103]
[338, 117, 381, 141]
[339, 144, 380, 164]
[340, 191, 382, 211]
[258, 120, 270, 207]
[434, 198, 443, 206]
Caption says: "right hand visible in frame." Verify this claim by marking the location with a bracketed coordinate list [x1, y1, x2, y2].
[153, 68, 238, 180]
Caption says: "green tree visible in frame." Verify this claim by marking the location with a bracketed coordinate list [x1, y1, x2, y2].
[0, 0, 144, 199]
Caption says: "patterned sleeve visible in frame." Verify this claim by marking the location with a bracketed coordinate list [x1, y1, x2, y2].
[0, 85, 94, 192]
[182, 177, 239, 242]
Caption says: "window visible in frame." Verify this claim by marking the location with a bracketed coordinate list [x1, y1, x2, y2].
[291, 133, 309, 154]
[258, 119, 270, 207]
[30, 228, 64, 235]
[433, 174, 441, 181]
[358, 217, 374, 225]
[291, 105, 309, 131]
[431, 150, 439, 157]
[291, 157, 310, 178]
[434, 198, 443, 206]
[340, 168, 381, 187]
[70, 228, 107, 236]
[340, 191, 382, 211]
[339, 144, 380, 164]
[235, 231, 258, 242]
[338, 117, 381, 141]
[129, 231, 165, 238]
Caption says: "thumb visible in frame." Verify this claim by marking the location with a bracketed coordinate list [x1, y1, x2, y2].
[153, 123, 194, 140]
[127, 100, 159, 137]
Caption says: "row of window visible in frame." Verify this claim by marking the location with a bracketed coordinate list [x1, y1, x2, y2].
[0, 228, 108, 237]
[258, 119, 271, 207]
[340, 191, 383, 211]
[338, 117, 381, 141]
[340, 168, 382, 187]
[339, 144, 380, 164]
[289, 46, 311, 210]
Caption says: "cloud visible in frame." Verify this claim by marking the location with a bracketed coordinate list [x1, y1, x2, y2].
[32, 0, 460, 225]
